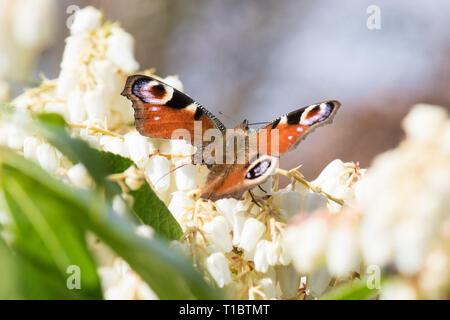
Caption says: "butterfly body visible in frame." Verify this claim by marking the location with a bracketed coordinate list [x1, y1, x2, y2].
[121, 75, 340, 201]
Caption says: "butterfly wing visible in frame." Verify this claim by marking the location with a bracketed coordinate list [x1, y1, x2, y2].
[257, 100, 341, 156]
[200, 100, 341, 201]
[121, 75, 226, 144]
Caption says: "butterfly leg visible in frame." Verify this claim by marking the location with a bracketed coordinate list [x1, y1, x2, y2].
[258, 185, 267, 193]
[248, 190, 262, 208]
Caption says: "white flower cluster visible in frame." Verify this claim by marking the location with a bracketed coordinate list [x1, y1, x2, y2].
[1, 6, 448, 300]
[166, 159, 363, 299]
[0, 0, 56, 81]
[358, 104, 450, 299]
[284, 104, 450, 299]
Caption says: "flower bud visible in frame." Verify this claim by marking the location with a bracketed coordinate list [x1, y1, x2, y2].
[205, 252, 232, 288]
[326, 224, 359, 277]
[304, 192, 327, 213]
[239, 218, 266, 253]
[272, 190, 302, 220]
[308, 267, 332, 297]
[215, 198, 238, 228]
[100, 136, 129, 158]
[203, 216, 232, 253]
[168, 191, 195, 225]
[106, 26, 139, 73]
[258, 278, 277, 299]
[67, 163, 92, 188]
[23, 136, 40, 161]
[124, 166, 144, 191]
[254, 240, 270, 273]
[276, 264, 300, 299]
[174, 164, 197, 191]
[36, 143, 60, 172]
[70, 6, 102, 35]
[124, 132, 150, 164]
[144, 155, 171, 193]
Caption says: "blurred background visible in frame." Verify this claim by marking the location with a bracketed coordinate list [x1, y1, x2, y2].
[5, 0, 450, 178]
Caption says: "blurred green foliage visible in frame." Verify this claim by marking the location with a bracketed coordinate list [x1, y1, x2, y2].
[0, 113, 219, 299]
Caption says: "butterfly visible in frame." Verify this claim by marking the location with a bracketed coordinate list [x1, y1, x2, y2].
[121, 75, 340, 201]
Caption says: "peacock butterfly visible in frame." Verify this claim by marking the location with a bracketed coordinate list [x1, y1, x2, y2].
[121, 75, 340, 201]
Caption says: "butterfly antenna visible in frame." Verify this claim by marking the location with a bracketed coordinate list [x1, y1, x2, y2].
[153, 163, 188, 186]
[247, 121, 270, 126]
[218, 111, 240, 123]
[258, 185, 267, 193]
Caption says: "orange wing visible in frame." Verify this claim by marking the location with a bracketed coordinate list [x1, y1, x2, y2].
[256, 100, 341, 156]
[121, 75, 225, 144]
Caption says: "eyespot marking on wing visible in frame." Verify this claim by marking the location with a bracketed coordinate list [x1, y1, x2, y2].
[300, 101, 336, 126]
[132, 78, 174, 105]
[245, 159, 271, 179]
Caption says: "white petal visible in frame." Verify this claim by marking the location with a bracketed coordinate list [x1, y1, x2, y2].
[23, 136, 40, 161]
[170, 139, 194, 156]
[135, 225, 154, 239]
[67, 90, 86, 123]
[285, 218, 328, 273]
[203, 216, 232, 253]
[394, 221, 426, 275]
[272, 190, 302, 220]
[308, 267, 332, 297]
[326, 225, 359, 277]
[402, 104, 447, 143]
[254, 240, 270, 273]
[36, 143, 60, 172]
[276, 264, 300, 299]
[259, 278, 277, 299]
[100, 136, 129, 158]
[70, 6, 102, 35]
[231, 211, 246, 246]
[106, 26, 139, 73]
[67, 163, 92, 188]
[205, 252, 232, 288]
[7, 124, 26, 150]
[214, 198, 238, 227]
[112, 195, 129, 216]
[124, 132, 150, 164]
[174, 164, 197, 191]
[124, 166, 143, 191]
[167, 191, 194, 225]
[239, 218, 266, 253]
[144, 156, 171, 193]
[304, 192, 328, 213]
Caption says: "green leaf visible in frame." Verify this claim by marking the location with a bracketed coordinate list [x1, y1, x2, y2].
[130, 182, 183, 240]
[0, 147, 221, 299]
[36, 113, 183, 240]
[92, 149, 133, 174]
[320, 277, 380, 300]
[0, 238, 22, 299]
[0, 163, 102, 299]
